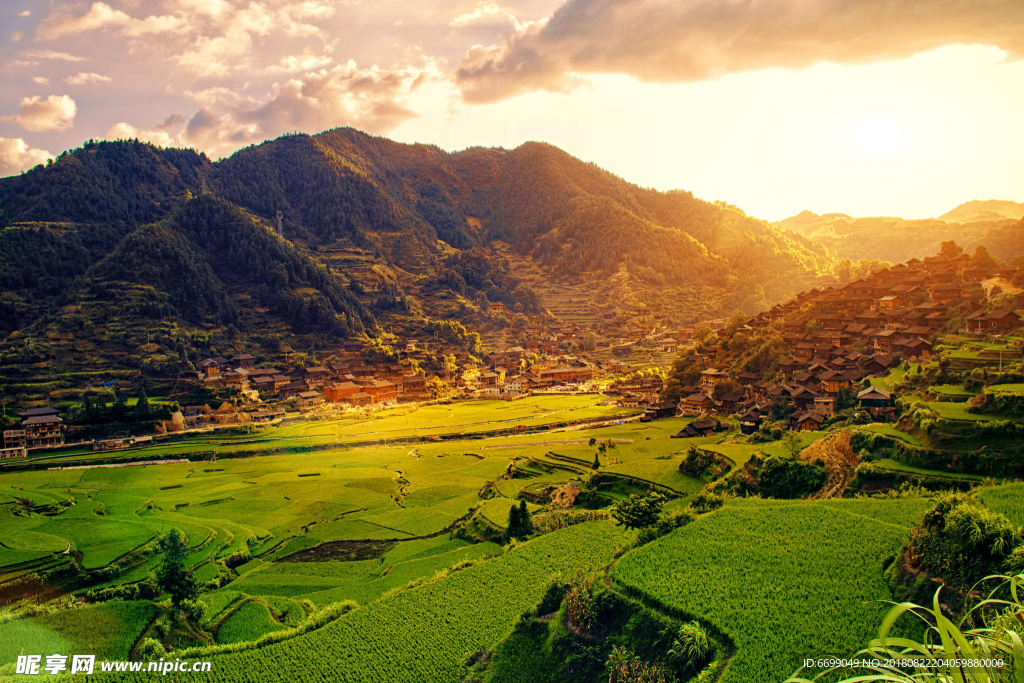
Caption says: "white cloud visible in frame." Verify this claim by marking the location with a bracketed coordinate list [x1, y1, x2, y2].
[267, 51, 335, 73]
[117, 58, 438, 159]
[174, 2, 336, 77]
[65, 72, 113, 86]
[38, 1, 187, 40]
[105, 122, 177, 147]
[23, 50, 88, 62]
[18, 10, 31, 17]
[10, 95, 78, 133]
[33, 76, 50, 86]
[450, 2, 517, 28]
[0, 137, 54, 177]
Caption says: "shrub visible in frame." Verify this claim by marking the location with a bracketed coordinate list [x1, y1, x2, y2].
[665, 621, 713, 677]
[688, 491, 724, 514]
[757, 456, 826, 498]
[137, 638, 166, 660]
[903, 493, 1023, 590]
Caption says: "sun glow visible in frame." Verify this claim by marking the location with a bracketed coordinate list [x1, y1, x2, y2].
[857, 116, 902, 157]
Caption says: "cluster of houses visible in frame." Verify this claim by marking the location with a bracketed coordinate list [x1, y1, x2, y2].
[1, 406, 66, 457]
[655, 354, 896, 434]
[196, 353, 430, 408]
[742, 253, 1022, 348]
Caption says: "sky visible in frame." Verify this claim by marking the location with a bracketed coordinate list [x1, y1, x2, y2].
[1, 0, 1023, 221]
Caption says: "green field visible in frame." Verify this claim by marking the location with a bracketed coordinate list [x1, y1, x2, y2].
[979, 483, 1024, 527]
[123, 522, 630, 683]
[0, 601, 155, 662]
[612, 497, 931, 683]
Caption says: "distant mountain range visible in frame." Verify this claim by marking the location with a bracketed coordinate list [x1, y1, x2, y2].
[0, 128, 844, 374]
[778, 201, 1024, 264]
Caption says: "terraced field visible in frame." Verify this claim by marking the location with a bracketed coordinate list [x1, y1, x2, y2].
[612, 497, 931, 683]
[106, 522, 630, 683]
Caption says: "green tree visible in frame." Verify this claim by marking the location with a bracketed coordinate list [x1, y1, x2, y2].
[592, 453, 601, 470]
[132, 385, 151, 419]
[425, 376, 448, 398]
[112, 387, 128, 419]
[781, 430, 803, 459]
[835, 386, 855, 411]
[612, 492, 667, 530]
[518, 500, 534, 536]
[156, 529, 197, 607]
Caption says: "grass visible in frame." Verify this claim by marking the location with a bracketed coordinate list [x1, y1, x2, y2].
[612, 497, 931, 683]
[872, 458, 986, 481]
[978, 483, 1024, 527]
[0, 601, 155, 662]
[170, 522, 631, 683]
[922, 401, 1022, 422]
[215, 599, 288, 644]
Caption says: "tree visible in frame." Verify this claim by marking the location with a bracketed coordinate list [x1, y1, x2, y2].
[133, 385, 151, 419]
[504, 501, 532, 543]
[112, 387, 128, 419]
[611, 492, 667, 530]
[581, 331, 597, 351]
[711, 379, 743, 401]
[518, 500, 534, 536]
[970, 244, 1000, 277]
[592, 453, 601, 470]
[425, 376, 448, 398]
[835, 386, 855, 411]
[588, 436, 597, 447]
[781, 430, 803, 459]
[939, 240, 963, 259]
[156, 529, 197, 607]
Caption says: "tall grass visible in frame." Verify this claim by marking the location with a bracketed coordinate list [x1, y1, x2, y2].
[787, 574, 1024, 683]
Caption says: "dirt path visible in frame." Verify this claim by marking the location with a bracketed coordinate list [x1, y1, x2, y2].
[800, 430, 860, 498]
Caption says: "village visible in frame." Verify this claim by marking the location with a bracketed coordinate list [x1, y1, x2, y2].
[1, 249, 1021, 459]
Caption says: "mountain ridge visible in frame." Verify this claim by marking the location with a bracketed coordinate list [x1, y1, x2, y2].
[0, 128, 853, 374]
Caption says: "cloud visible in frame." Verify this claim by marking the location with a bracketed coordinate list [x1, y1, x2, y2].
[112, 59, 437, 159]
[450, 2, 518, 28]
[38, 1, 186, 40]
[65, 72, 113, 86]
[19, 10, 31, 17]
[105, 122, 178, 147]
[174, 2, 336, 77]
[0, 137, 54, 177]
[455, 0, 1024, 103]
[23, 50, 88, 62]
[188, 59, 434, 156]
[10, 95, 77, 133]
[33, 77, 50, 86]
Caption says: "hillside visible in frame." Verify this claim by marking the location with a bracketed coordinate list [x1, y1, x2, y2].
[939, 199, 1024, 223]
[0, 129, 847, 375]
[778, 209, 1023, 264]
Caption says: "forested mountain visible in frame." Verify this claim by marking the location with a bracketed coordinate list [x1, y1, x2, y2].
[0, 128, 852, 372]
[779, 207, 1024, 264]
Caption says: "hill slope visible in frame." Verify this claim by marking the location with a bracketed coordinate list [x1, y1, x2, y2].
[778, 209, 1023, 264]
[0, 129, 848, 374]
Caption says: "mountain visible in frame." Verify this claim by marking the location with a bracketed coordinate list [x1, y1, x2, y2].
[777, 207, 1023, 264]
[939, 200, 1024, 223]
[0, 129, 848, 376]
